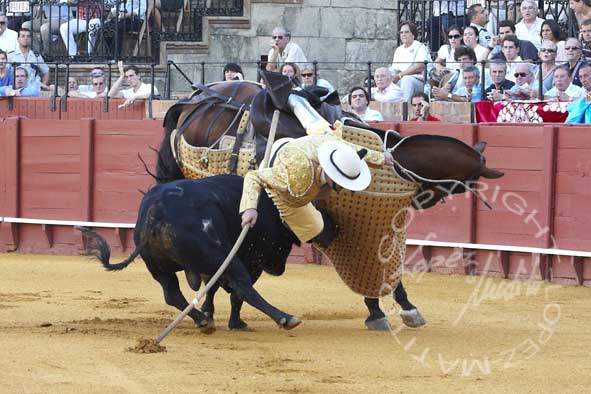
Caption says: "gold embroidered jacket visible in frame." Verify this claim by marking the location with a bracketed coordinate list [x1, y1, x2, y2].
[239, 133, 384, 213]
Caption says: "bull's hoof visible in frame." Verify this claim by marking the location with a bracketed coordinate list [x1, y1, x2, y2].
[278, 316, 301, 330]
[196, 318, 216, 334]
[229, 319, 253, 332]
[365, 317, 392, 331]
[400, 309, 426, 328]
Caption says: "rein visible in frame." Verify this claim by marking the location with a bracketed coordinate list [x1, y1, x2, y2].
[387, 136, 493, 209]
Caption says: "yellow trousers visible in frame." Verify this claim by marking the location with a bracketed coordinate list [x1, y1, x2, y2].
[275, 201, 324, 243]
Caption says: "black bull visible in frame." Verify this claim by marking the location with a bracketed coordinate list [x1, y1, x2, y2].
[79, 176, 304, 331]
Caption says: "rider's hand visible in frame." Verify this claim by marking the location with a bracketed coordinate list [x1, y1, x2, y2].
[241, 209, 258, 228]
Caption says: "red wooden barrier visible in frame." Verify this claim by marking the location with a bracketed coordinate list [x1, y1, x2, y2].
[1, 117, 589, 285]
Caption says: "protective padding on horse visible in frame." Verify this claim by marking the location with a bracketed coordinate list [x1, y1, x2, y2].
[317, 126, 417, 298]
[178, 135, 257, 179]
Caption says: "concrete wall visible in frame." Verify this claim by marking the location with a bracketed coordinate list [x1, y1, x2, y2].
[165, 0, 399, 97]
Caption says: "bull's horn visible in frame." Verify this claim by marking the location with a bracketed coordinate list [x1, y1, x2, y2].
[481, 167, 504, 179]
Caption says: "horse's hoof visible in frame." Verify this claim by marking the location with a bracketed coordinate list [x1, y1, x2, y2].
[197, 319, 216, 334]
[229, 320, 253, 331]
[365, 317, 392, 331]
[400, 309, 426, 328]
[279, 316, 301, 330]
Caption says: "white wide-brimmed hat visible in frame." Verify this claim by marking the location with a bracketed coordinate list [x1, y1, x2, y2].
[318, 141, 372, 191]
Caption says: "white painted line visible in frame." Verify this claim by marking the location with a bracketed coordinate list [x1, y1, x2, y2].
[0, 217, 135, 229]
[406, 239, 591, 258]
[1, 217, 589, 257]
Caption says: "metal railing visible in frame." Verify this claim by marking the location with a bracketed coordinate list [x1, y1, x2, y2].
[398, 1, 575, 52]
[0, 0, 244, 64]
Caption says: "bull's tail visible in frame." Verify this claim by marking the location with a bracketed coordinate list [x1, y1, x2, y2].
[75, 226, 145, 271]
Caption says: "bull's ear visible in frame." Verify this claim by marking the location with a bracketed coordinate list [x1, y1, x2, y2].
[473, 141, 487, 153]
[481, 167, 504, 179]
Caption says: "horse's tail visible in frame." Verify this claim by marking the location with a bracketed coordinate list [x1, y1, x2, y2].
[157, 104, 185, 183]
[76, 226, 145, 271]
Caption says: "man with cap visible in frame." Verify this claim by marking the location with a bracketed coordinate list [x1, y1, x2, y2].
[240, 133, 394, 246]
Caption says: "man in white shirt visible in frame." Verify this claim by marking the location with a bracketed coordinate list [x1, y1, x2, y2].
[348, 86, 383, 122]
[545, 64, 585, 102]
[108, 61, 159, 107]
[371, 67, 403, 102]
[514, 0, 544, 48]
[0, 13, 18, 53]
[266, 26, 307, 72]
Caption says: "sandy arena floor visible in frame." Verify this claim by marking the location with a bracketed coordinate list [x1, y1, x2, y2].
[0, 253, 590, 394]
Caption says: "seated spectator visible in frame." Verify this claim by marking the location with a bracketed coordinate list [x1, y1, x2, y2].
[540, 20, 567, 62]
[502, 35, 524, 81]
[570, 0, 591, 30]
[428, 1, 468, 52]
[391, 21, 431, 101]
[104, 0, 146, 57]
[410, 93, 440, 121]
[60, 0, 102, 57]
[506, 63, 538, 100]
[266, 27, 307, 72]
[545, 64, 585, 101]
[565, 37, 585, 86]
[515, 0, 544, 48]
[280, 62, 301, 85]
[22, 1, 71, 51]
[371, 67, 403, 102]
[432, 46, 491, 99]
[348, 86, 383, 122]
[223, 63, 244, 81]
[78, 67, 105, 93]
[489, 20, 539, 62]
[485, 60, 515, 101]
[67, 76, 79, 94]
[451, 65, 482, 102]
[0, 12, 17, 53]
[108, 61, 158, 107]
[300, 64, 335, 100]
[80, 75, 107, 98]
[463, 25, 491, 62]
[581, 19, 591, 60]
[565, 62, 591, 123]
[8, 28, 50, 91]
[434, 25, 463, 71]
[535, 41, 558, 94]
[0, 66, 39, 96]
[0, 50, 13, 87]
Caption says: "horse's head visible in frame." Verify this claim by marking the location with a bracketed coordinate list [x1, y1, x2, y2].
[390, 135, 503, 210]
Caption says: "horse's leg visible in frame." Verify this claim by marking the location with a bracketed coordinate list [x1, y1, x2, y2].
[394, 282, 426, 328]
[363, 297, 392, 331]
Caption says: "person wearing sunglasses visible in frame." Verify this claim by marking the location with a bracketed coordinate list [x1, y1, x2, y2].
[434, 25, 463, 72]
[515, 0, 544, 49]
[565, 37, 585, 87]
[347, 86, 383, 122]
[427, 1, 467, 53]
[540, 20, 567, 62]
[265, 26, 307, 73]
[300, 64, 334, 95]
[535, 41, 558, 94]
[506, 63, 538, 100]
[545, 64, 585, 101]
